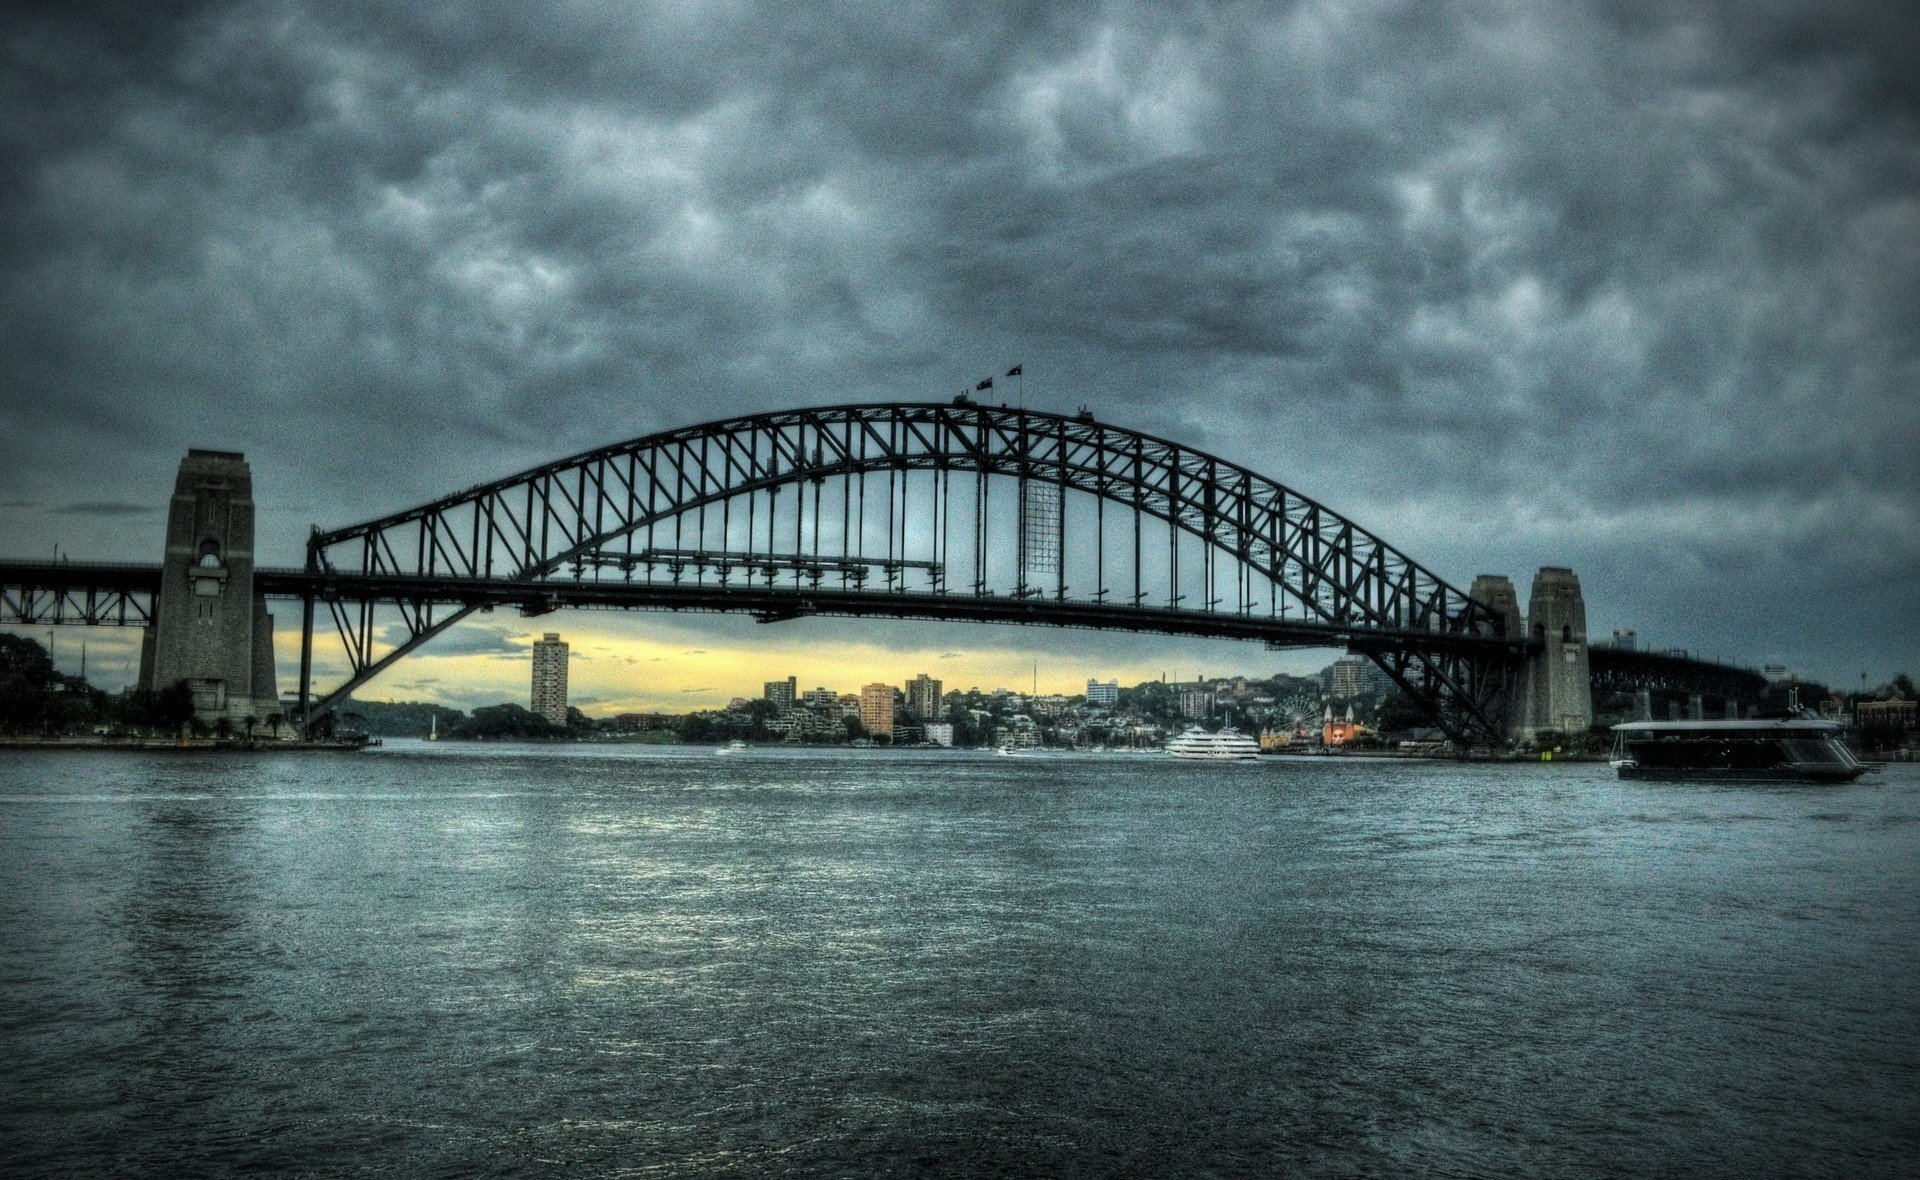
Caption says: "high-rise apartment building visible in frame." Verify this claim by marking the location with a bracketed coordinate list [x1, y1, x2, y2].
[531, 633, 569, 727]
[1085, 679, 1119, 708]
[1321, 655, 1371, 698]
[1176, 687, 1215, 719]
[860, 682, 897, 739]
[764, 676, 798, 711]
[906, 673, 943, 719]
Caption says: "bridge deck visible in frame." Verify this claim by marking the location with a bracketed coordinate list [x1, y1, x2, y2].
[0, 558, 1520, 653]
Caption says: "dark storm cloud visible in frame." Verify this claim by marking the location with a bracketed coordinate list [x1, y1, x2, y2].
[375, 620, 522, 656]
[2, 1, 1915, 680]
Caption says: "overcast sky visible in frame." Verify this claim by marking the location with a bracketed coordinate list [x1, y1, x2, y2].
[3, 1, 1916, 705]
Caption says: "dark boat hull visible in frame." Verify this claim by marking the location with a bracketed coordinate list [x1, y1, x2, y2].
[1613, 762, 1868, 784]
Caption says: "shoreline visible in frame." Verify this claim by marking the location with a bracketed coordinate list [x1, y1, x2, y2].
[0, 735, 375, 752]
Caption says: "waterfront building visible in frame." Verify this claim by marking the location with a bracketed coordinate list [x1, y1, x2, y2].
[1612, 629, 1639, 652]
[791, 709, 845, 741]
[1857, 698, 1915, 733]
[1258, 728, 1293, 753]
[1085, 679, 1119, 708]
[531, 633, 569, 726]
[801, 686, 840, 708]
[923, 722, 954, 747]
[860, 682, 896, 739]
[906, 673, 943, 719]
[1002, 714, 1040, 748]
[1763, 663, 1797, 684]
[1322, 702, 1364, 747]
[764, 677, 798, 711]
[613, 712, 674, 732]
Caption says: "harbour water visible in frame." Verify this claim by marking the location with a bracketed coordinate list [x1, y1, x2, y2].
[3, 744, 1917, 1175]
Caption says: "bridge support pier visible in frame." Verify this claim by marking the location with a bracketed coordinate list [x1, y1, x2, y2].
[1492, 566, 1593, 746]
[138, 450, 281, 731]
[1469, 574, 1526, 740]
[1524, 567, 1592, 743]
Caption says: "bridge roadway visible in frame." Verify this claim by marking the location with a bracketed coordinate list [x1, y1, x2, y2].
[0, 558, 1519, 655]
[1, 558, 1762, 698]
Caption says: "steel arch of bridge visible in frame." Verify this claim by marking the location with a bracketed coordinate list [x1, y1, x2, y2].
[299, 401, 1524, 743]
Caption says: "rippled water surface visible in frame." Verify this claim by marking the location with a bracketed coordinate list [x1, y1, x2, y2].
[3, 744, 1917, 1176]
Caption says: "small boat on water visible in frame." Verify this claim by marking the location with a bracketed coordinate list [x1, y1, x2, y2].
[1166, 726, 1261, 762]
[715, 739, 747, 756]
[1608, 719, 1873, 783]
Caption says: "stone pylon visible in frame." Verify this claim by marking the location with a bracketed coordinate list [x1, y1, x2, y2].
[1520, 566, 1591, 743]
[1469, 573, 1526, 740]
[137, 450, 280, 728]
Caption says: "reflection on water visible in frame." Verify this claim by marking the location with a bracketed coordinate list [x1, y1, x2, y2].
[2, 745, 1917, 1175]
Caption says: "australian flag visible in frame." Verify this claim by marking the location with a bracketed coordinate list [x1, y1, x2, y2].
[976, 378, 993, 391]
[1007, 365, 1022, 377]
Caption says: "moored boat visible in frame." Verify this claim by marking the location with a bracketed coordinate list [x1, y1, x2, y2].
[1608, 719, 1872, 783]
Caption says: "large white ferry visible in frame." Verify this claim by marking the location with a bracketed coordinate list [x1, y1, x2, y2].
[1166, 726, 1261, 761]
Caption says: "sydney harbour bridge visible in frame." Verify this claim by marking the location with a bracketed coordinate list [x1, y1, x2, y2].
[0, 400, 1763, 746]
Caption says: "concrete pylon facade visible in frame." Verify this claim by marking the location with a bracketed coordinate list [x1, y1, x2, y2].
[137, 450, 281, 727]
[1520, 566, 1591, 743]
[1469, 573, 1526, 739]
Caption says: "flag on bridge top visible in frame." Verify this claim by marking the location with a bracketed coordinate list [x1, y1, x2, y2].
[1007, 364, 1022, 377]
[976, 378, 993, 391]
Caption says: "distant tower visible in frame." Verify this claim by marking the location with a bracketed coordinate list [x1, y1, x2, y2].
[138, 450, 279, 726]
[860, 682, 896, 739]
[531, 633, 569, 726]
[906, 673, 943, 719]
[1521, 567, 1591, 743]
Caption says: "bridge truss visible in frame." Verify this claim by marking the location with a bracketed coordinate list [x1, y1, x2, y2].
[1588, 647, 1767, 702]
[299, 401, 1525, 744]
[0, 562, 156, 627]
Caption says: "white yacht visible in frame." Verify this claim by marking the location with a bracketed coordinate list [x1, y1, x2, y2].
[1166, 726, 1261, 761]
